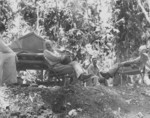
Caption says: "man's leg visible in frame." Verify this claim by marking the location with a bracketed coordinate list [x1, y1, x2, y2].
[53, 63, 75, 75]
[70, 61, 92, 81]
[108, 64, 120, 77]
[53, 63, 76, 85]
[100, 63, 120, 79]
[53, 61, 91, 81]
[69, 61, 85, 78]
[2, 53, 17, 85]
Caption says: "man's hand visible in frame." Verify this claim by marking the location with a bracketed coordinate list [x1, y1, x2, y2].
[60, 54, 71, 65]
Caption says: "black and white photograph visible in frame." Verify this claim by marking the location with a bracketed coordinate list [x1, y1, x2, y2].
[0, 0, 150, 117]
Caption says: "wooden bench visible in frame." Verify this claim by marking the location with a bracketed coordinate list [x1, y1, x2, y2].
[16, 52, 73, 86]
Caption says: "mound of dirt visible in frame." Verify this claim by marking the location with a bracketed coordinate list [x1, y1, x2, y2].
[58, 84, 129, 118]
[0, 84, 130, 118]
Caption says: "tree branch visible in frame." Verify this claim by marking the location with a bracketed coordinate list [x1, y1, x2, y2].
[137, 0, 150, 24]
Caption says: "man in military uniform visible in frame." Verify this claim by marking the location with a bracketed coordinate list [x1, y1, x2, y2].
[44, 40, 92, 83]
[100, 45, 149, 85]
[87, 57, 106, 86]
[0, 22, 18, 86]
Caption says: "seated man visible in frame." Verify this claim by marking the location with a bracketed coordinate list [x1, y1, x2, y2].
[100, 45, 148, 81]
[141, 45, 150, 85]
[0, 22, 18, 86]
[44, 40, 92, 83]
[87, 57, 106, 86]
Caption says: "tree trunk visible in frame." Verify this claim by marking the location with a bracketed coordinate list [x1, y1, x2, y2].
[137, 0, 150, 24]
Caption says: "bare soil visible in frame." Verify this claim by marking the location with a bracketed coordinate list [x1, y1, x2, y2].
[0, 83, 150, 118]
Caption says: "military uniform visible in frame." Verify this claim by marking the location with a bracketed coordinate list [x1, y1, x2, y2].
[0, 39, 17, 85]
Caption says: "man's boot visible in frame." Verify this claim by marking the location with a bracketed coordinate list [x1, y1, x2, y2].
[100, 72, 111, 79]
[78, 73, 92, 82]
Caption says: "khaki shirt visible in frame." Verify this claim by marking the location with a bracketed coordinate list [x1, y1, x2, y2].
[44, 49, 61, 66]
[87, 64, 100, 76]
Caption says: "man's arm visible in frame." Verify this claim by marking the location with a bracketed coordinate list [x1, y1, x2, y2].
[44, 50, 62, 62]
[121, 57, 141, 66]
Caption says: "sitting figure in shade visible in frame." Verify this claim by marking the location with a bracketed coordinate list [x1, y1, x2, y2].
[0, 22, 18, 86]
[100, 45, 149, 85]
[43, 40, 92, 83]
[87, 57, 107, 86]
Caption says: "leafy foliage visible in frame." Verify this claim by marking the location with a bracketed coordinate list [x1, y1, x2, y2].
[43, 8, 73, 41]
[0, 0, 13, 28]
[3, 0, 150, 65]
[0, 0, 116, 69]
[21, 6, 37, 26]
[113, 0, 150, 60]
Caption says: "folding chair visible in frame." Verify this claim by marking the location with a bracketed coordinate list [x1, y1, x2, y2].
[117, 64, 145, 86]
[43, 57, 75, 86]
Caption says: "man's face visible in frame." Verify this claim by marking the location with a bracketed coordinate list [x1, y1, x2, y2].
[46, 43, 52, 51]
[92, 59, 97, 65]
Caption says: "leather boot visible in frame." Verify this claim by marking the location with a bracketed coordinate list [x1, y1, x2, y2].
[100, 72, 111, 79]
[78, 73, 92, 82]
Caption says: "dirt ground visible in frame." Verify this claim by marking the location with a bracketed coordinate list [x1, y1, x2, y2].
[0, 83, 150, 118]
[114, 84, 150, 118]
